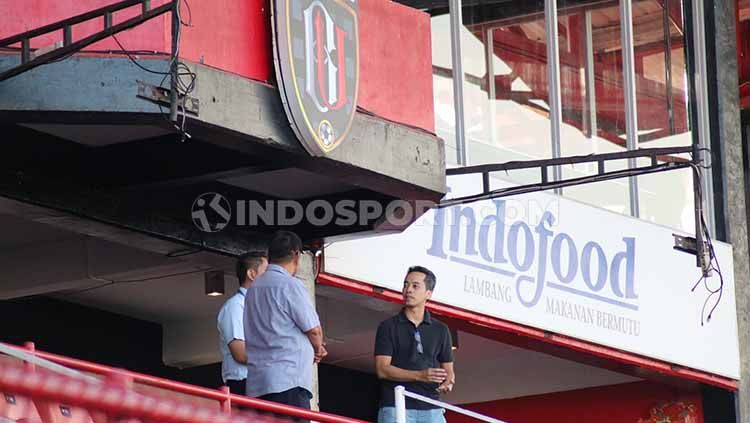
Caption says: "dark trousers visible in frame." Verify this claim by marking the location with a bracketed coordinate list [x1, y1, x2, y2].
[259, 387, 312, 422]
[226, 379, 246, 396]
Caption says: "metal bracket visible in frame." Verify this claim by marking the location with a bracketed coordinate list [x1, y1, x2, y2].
[137, 81, 199, 116]
[439, 146, 692, 208]
[673, 234, 712, 277]
[440, 146, 714, 277]
[673, 233, 698, 255]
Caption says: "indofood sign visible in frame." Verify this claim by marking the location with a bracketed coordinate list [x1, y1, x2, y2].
[325, 174, 740, 379]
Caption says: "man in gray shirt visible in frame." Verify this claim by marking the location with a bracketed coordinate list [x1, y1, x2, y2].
[244, 231, 327, 410]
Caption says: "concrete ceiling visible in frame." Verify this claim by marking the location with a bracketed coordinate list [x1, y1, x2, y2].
[20, 124, 173, 146]
[61, 269, 228, 324]
[0, 210, 234, 302]
[221, 168, 354, 200]
[0, 213, 78, 249]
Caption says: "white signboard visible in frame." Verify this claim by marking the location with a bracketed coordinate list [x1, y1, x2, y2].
[325, 174, 740, 379]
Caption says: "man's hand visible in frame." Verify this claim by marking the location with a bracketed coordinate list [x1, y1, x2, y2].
[436, 380, 454, 394]
[305, 326, 326, 363]
[313, 344, 328, 363]
[437, 362, 455, 394]
[419, 368, 447, 384]
[437, 362, 456, 394]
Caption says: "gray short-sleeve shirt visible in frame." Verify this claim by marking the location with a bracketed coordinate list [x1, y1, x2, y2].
[244, 264, 320, 397]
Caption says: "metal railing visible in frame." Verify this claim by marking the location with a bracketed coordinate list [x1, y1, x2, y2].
[0, 341, 368, 423]
[0, 0, 174, 82]
[394, 386, 508, 423]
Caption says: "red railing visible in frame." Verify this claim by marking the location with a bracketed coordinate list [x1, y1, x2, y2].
[0, 341, 369, 423]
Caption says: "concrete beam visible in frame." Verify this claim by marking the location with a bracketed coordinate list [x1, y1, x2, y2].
[0, 167, 270, 257]
[0, 55, 166, 114]
[187, 61, 446, 199]
[0, 55, 446, 201]
[296, 253, 320, 410]
[0, 196, 207, 258]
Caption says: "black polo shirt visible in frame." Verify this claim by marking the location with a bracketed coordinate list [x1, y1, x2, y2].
[374, 309, 453, 410]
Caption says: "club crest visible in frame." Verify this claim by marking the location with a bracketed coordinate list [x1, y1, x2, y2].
[272, 0, 359, 156]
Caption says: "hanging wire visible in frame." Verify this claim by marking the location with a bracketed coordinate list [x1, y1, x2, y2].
[687, 156, 725, 326]
[108, 0, 195, 142]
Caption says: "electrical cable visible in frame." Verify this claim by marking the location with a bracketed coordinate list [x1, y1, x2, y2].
[112, 34, 171, 75]
[63, 238, 214, 297]
[179, 0, 193, 27]
[686, 157, 725, 326]
[66, 268, 215, 297]
[108, 0, 195, 142]
[8, 0, 195, 142]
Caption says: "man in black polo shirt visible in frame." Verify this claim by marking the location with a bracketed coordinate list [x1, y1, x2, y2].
[374, 266, 455, 423]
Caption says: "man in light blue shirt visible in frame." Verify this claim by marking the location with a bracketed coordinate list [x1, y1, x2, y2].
[244, 231, 327, 411]
[217, 251, 268, 395]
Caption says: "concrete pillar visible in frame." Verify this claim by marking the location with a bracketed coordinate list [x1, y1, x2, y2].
[707, 0, 749, 421]
[296, 252, 320, 411]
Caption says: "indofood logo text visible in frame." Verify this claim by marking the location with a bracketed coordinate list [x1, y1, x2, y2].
[427, 199, 638, 311]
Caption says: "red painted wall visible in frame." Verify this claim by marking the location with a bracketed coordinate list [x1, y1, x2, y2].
[446, 381, 703, 423]
[0, 0, 169, 52]
[0, 0, 434, 132]
[358, 0, 434, 132]
[178, 0, 272, 83]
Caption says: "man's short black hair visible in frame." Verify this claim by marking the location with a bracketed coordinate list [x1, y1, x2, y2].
[407, 265, 436, 291]
[268, 231, 303, 264]
[236, 251, 268, 284]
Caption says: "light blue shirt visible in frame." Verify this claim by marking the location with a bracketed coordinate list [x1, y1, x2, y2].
[244, 265, 320, 397]
[217, 287, 247, 382]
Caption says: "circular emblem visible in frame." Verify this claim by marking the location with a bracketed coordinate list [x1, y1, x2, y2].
[191, 192, 232, 233]
[272, 0, 359, 156]
[318, 120, 335, 147]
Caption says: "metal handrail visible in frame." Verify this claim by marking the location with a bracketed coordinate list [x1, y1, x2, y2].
[0, 0, 151, 47]
[0, 0, 173, 82]
[394, 386, 508, 423]
[0, 342, 97, 382]
[0, 341, 367, 423]
[0, 362, 239, 423]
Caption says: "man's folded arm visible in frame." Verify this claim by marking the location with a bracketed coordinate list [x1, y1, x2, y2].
[374, 355, 446, 383]
[305, 325, 325, 351]
[228, 339, 248, 364]
[219, 305, 247, 364]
